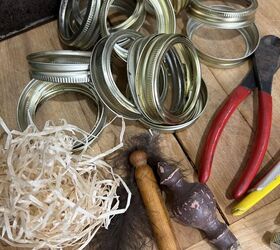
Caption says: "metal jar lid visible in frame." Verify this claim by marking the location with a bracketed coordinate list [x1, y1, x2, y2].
[139, 79, 208, 132]
[27, 50, 91, 83]
[186, 18, 260, 68]
[99, 0, 146, 37]
[17, 79, 107, 151]
[90, 30, 143, 120]
[187, 0, 258, 29]
[58, 0, 101, 50]
[147, 0, 176, 34]
[132, 34, 203, 124]
[127, 35, 184, 118]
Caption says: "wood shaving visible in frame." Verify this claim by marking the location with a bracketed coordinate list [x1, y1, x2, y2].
[0, 117, 130, 250]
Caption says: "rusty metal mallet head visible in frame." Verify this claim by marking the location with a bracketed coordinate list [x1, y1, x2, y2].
[157, 162, 239, 250]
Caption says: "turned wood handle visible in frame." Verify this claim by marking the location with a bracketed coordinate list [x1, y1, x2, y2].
[129, 150, 179, 250]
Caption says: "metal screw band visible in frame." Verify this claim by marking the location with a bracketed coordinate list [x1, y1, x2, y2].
[132, 34, 204, 125]
[99, 0, 146, 36]
[17, 79, 107, 151]
[186, 18, 260, 68]
[187, 0, 258, 29]
[90, 30, 143, 120]
[27, 50, 91, 83]
[59, 0, 101, 49]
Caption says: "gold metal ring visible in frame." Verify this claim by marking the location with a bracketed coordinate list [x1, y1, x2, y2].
[17, 80, 107, 151]
[186, 18, 260, 68]
[187, 0, 258, 29]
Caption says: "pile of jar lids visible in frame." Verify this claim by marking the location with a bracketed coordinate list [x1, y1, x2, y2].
[91, 30, 207, 131]
[17, 0, 259, 149]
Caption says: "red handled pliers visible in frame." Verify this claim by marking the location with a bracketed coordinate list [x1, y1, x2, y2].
[199, 35, 280, 199]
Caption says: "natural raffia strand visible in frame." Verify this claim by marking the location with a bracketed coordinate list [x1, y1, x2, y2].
[0, 117, 130, 250]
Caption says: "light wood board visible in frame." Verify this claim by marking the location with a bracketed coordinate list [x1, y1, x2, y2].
[0, 0, 280, 249]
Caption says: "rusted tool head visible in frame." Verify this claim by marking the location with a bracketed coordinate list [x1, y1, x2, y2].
[253, 35, 280, 92]
[157, 162, 240, 250]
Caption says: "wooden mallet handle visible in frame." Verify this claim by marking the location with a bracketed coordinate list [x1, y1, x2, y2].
[129, 150, 179, 250]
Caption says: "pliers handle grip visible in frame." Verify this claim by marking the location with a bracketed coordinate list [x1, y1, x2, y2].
[199, 84, 272, 199]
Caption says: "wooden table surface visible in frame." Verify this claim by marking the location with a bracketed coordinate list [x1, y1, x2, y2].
[0, 1, 279, 249]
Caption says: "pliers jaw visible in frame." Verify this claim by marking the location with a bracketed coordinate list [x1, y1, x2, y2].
[253, 35, 280, 93]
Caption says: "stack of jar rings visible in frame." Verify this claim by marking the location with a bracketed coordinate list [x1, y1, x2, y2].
[18, 51, 107, 151]
[90, 30, 208, 132]
[59, 0, 176, 51]
[186, 0, 260, 68]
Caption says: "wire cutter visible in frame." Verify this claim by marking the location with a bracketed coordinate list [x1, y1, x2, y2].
[199, 35, 280, 199]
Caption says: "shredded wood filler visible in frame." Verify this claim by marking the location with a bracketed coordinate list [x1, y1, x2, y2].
[0, 117, 130, 250]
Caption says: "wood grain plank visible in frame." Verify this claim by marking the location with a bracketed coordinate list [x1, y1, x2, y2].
[185, 198, 280, 250]
[1, 1, 279, 248]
